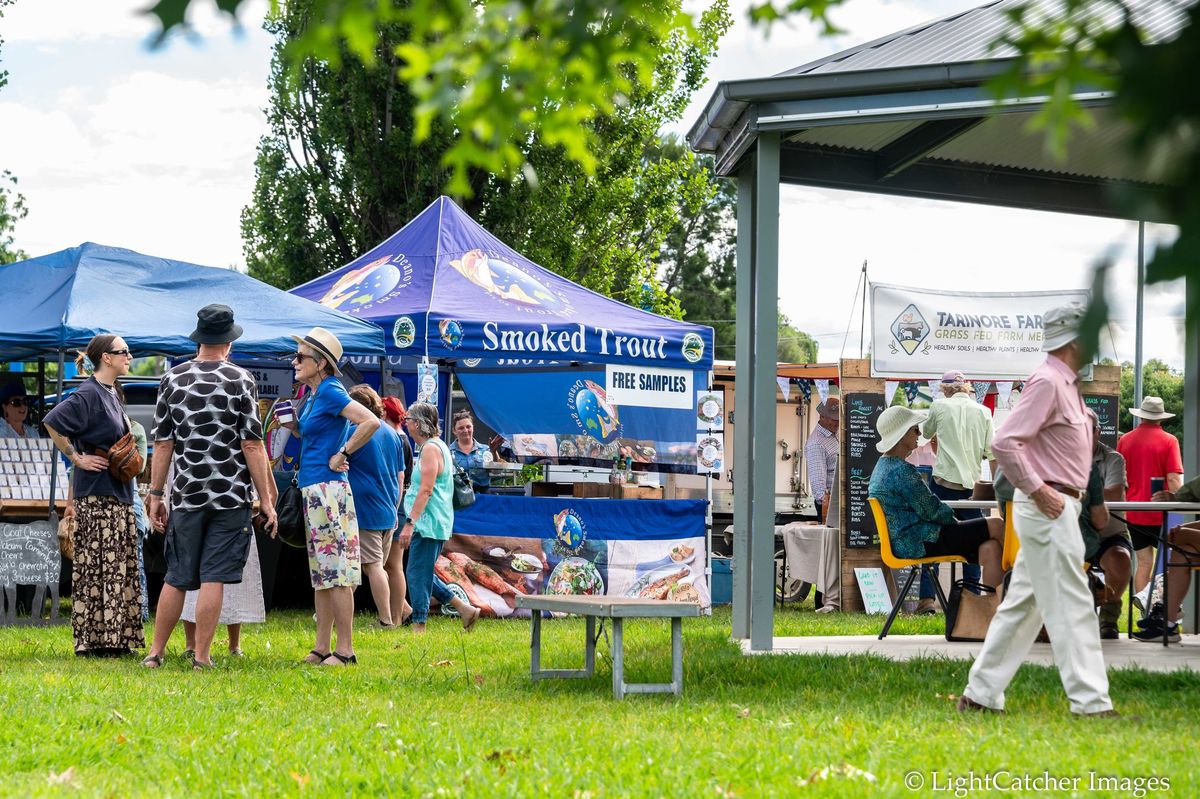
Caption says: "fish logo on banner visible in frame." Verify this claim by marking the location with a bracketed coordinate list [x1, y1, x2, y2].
[553, 509, 588, 554]
[439, 319, 464, 350]
[319, 254, 414, 311]
[448, 249, 573, 318]
[392, 316, 416, 349]
[889, 303, 930, 356]
[567, 379, 622, 443]
[682, 333, 705, 364]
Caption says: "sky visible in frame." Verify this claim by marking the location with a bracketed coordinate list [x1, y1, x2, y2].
[0, 0, 1186, 369]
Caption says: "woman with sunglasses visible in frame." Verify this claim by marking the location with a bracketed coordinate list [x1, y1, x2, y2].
[282, 327, 379, 666]
[0, 382, 40, 439]
[43, 335, 144, 657]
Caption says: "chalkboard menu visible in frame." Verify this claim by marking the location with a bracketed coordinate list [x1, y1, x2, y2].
[1083, 394, 1118, 449]
[844, 392, 886, 548]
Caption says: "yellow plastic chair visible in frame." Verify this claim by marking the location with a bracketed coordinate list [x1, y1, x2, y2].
[1002, 500, 1087, 572]
[868, 498, 967, 639]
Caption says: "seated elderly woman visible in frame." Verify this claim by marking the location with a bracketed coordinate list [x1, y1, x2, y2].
[868, 406, 1004, 591]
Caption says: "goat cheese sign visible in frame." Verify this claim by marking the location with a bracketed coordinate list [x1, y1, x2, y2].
[870, 283, 1090, 380]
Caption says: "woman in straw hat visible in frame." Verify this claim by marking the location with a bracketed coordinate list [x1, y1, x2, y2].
[282, 327, 379, 665]
[868, 405, 1004, 592]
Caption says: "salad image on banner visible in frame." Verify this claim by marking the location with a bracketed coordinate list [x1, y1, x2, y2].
[435, 495, 710, 618]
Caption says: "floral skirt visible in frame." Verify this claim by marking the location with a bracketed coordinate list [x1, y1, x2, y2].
[302, 481, 361, 590]
[72, 495, 145, 653]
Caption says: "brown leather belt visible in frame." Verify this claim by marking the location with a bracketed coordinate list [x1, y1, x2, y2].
[1047, 482, 1083, 500]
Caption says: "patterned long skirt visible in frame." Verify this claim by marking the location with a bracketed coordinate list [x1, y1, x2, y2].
[72, 495, 145, 653]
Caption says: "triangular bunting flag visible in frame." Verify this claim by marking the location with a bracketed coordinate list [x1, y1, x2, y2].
[815, 379, 830, 404]
[995, 381, 1014, 409]
[973, 381, 990, 404]
[884, 381, 899, 407]
[777, 376, 791, 402]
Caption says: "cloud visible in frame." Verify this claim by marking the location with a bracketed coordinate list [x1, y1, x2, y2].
[4, 0, 269, 44]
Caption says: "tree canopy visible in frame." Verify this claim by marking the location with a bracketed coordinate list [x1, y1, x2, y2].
[242, 0, 731, 316]
[1118, 359, 1183, 443]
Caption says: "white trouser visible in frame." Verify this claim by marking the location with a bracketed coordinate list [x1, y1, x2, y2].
[964, 489, 1112, 714]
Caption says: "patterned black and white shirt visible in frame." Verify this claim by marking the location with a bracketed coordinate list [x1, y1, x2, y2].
[153, 360, 263, 511]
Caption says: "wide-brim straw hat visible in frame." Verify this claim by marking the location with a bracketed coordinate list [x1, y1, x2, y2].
[1130, 395, 1175, 420]
[291, 327, 343, 376]
[875, 406, 928, 454]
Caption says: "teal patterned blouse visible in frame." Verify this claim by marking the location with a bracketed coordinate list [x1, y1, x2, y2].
[868, 455, 956, 558]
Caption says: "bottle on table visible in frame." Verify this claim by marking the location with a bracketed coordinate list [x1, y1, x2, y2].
[609, 456, 621, 486]
[624, 455, 635, 484]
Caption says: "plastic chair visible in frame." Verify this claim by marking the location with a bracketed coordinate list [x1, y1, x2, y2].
[868, 498, 967, 639]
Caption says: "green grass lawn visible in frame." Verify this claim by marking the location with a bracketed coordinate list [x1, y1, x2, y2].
[1, 605, 1196, 798]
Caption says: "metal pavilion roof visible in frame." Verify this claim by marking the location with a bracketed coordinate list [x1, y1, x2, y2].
[687, 0, 1191, 220]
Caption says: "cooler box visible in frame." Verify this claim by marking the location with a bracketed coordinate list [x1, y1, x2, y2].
[711, 556, 732, 605]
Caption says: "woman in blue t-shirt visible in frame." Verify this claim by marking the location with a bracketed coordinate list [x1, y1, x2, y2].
[283, 328, 379, 666]
[43, 334, 144, 657]
[347, 384, 405, 627]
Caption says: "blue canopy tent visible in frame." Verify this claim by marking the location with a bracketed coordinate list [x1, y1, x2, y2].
[0, 242, 386, 360]
[289, 196, 712, 370]
[0, 242, 386, 522]
[290, 197, 715, 473]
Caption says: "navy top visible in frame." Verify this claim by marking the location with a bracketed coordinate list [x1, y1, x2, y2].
[43, 377, 135, 504]
[868, 455, 955, 558]
[348, 422, 405, 530]
[296, 377, 351, 489]
[450, 439, 491, 488]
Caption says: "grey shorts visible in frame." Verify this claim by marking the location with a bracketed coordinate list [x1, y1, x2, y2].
[164, 507, 253, 591]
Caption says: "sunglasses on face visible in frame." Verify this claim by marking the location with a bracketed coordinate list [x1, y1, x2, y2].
[290, 352, 318, 363]
[5, 397, 27, 407]
[107, 348, 132, 356]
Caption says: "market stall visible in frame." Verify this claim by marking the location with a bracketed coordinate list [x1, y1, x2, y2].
[290, 197, 716, 608]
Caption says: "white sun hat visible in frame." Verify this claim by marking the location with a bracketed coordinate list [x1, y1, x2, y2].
[875, 405, 928, 454]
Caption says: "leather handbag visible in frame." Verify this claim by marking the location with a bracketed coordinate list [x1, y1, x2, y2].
[275, 477, 306, 549]
[100, 413, 144, 484]
[452, 466, 476, 510]
[945, 579, 1000, 642]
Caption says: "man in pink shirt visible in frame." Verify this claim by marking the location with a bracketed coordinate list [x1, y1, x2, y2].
[1116, 396, 1183, 604]
[960, 304, 1115, 717]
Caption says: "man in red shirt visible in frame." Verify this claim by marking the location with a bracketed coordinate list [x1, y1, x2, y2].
[1116, 396, 1183, 606]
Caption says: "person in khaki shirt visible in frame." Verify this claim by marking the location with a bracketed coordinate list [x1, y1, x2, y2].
[912, 370, 995, 613]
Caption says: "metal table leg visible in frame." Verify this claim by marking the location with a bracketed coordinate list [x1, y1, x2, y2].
[612, 617, 625, 700]
[671, 616, 683, 696]
[530, 611, 597, 681]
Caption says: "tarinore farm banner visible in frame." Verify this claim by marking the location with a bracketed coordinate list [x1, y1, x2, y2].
[870, 284, 1090, 380]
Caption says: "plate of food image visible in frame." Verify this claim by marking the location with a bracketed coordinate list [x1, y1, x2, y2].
[545, 557, 604, 596]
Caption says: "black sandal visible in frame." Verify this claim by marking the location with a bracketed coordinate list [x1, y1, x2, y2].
[140, 654, 164, 669]
[304, 649, 330, 665]
[191, 657, 215, 671]
[321, 651, 357, 666]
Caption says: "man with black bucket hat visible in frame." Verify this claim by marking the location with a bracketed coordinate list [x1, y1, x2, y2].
[141, 304, 278, 670]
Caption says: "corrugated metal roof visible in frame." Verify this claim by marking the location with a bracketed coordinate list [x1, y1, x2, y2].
[787, 108, 1161, 183]
[779, 0, 1191, 77]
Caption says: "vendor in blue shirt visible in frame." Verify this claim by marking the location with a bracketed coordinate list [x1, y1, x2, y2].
[450, 410, 494, 492]
[346, 384, 405, 627]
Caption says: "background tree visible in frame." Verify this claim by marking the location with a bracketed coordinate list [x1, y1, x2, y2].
[0, 0, 27, 265]
[242, 0, 731, 314]
[777, 312, 819, 363]
[1119, 359, 1184, 444]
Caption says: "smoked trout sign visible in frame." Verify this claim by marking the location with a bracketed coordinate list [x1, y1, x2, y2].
[870, 284, 1090, 380]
